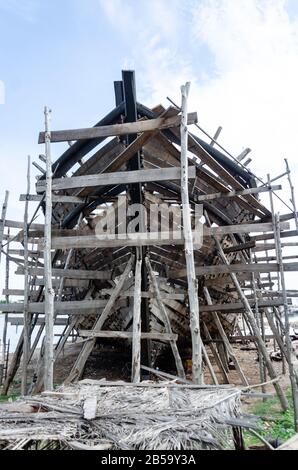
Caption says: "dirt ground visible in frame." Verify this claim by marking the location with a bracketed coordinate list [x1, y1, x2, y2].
[8, 336, 296, 398]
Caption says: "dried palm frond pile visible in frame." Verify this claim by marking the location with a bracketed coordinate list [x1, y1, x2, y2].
[0, 380, 241, 450]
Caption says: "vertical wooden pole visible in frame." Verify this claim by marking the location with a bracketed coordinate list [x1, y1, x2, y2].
[276, 213, 298, 431]
[2, 228, 10, 366]
[0, 190, 9, 266]
[204, 210, 288, 410]
[21, 155, 31, 395]
[44, 107, 54, 391]
[202, 321, 230, 383]
[180, 82, 202, 384]
[285, 159, 298, 233]
[203, 287, 249, 387]
[131, 257, 142, 383]
[251, 264, 266, 399]
[202, 343, 218, 385]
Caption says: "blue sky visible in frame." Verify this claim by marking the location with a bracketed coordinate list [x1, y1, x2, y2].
[1, 0, 298, 298]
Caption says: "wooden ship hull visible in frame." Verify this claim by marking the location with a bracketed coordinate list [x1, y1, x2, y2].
[1, 70, 295, 413]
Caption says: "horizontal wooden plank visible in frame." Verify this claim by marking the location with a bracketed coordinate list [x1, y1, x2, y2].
[29, 278, 90, 288]
[15, 267, 111, 280]
[8, 249, 43, 258]
[19, 194, 94, 203]
[205, 221, 289, 236]
[38, 112, 198, 143]
[36, 166, 196, 192]
[2, 289, 24, 296]
[200, 299, 284, 313]
[4, 219, 44, 230]
[0, 299, 127, 314]
[7, 317, 69, 326]
[169, 262, 298, 278]
[45, 222, 289, 250]
[223, 241, 256, 254]
[252, 230, 298, 242]
[79, 330, 178, 342]
[197, 185, 282, 202]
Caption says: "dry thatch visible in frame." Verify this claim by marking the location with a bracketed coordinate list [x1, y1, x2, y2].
[0, 380, 241, 450]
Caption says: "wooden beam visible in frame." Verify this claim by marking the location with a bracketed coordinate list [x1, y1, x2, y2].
[44, 222, 290, 250]
[203, 287, 249, 387]
[0, 299, 113, 314]
[22, 155, 30, 395]
[180, 82, 202, 385]
[36, 166, 196, 192]
[197, 185, 282, 202]
[79, 330, 178, 341]
[131, 258, 142, 383]
[2, 289, 24, 296]
[16, 266, 111, 280]
[0, 190, 9, 266]
[252, 230, 297, 242]
[145, 257, 185, 378]
[187, 136, 271, 217]
[38, 112, 198, 143]
[4, 219, 44, 230]
[169, 262, 298, 278]
[29, 278, 89, 288]
[65, 255, 134, 384]
[223, 241, 256, 254]
[19, 194, 93, 203]
[199, 298, 285, 313]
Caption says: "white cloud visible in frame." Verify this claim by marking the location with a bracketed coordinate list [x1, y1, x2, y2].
[99, 0, 298, 288]
[189, 0, 298, 184]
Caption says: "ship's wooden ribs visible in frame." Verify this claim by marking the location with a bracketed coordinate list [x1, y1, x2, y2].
[145, 256, 186, 379]
[38, 112, 198, 143]
[64, 254, 135, 384]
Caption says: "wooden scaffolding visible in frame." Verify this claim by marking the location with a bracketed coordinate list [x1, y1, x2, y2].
[1, 70, 298, 430]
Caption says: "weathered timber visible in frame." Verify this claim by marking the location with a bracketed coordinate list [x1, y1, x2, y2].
[38, 112, 198, 143]
[65, 255, 135, 384]
[169, 262, 298, 278]
[21, 155, 30, 395]
[0, 299, 119, 313]
[203, 287, 249, 387]
[131, 258, 142, 383]
[180, 82, 202, 384]
[36, 166, 196, 192]
[145, 257, 186, 379]
[197, 185, 282, 202]
[16, 266, 111, 280]
[0, 190, 9, 266]
[41, 222, 290, 250]
[79, 331, 178, 341]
